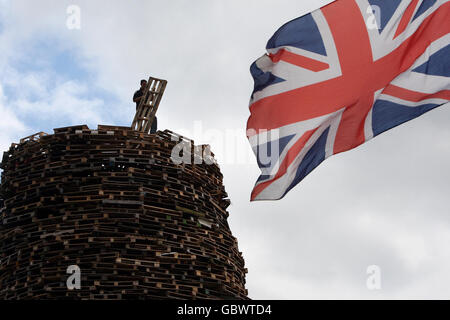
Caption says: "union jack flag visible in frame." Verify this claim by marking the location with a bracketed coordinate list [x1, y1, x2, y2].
[247, 0, 450, 201]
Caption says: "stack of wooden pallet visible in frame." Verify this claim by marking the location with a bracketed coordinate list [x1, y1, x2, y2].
[0, 125, 248, 300]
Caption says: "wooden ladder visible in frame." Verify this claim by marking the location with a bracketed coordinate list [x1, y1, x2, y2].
[131, 76, 168, 134]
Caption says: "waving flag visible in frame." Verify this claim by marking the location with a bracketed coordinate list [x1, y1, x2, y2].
[247, 0, 450, 201]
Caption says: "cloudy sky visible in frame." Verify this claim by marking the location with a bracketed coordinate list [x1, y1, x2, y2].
[1, 0, 449, 299]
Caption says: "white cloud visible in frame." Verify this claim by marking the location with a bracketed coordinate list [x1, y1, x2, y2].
[0, 84, 28, 152]
[11, 79, 106, 125]
[1, 64, 111, 134]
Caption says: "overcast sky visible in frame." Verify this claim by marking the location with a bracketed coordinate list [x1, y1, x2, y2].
[1, 0, 449, 299]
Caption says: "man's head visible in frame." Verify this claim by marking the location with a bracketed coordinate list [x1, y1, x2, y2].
[140, 79, 147, 89]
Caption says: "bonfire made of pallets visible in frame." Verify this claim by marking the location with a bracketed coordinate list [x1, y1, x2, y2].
[0, 124, 248, 300]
